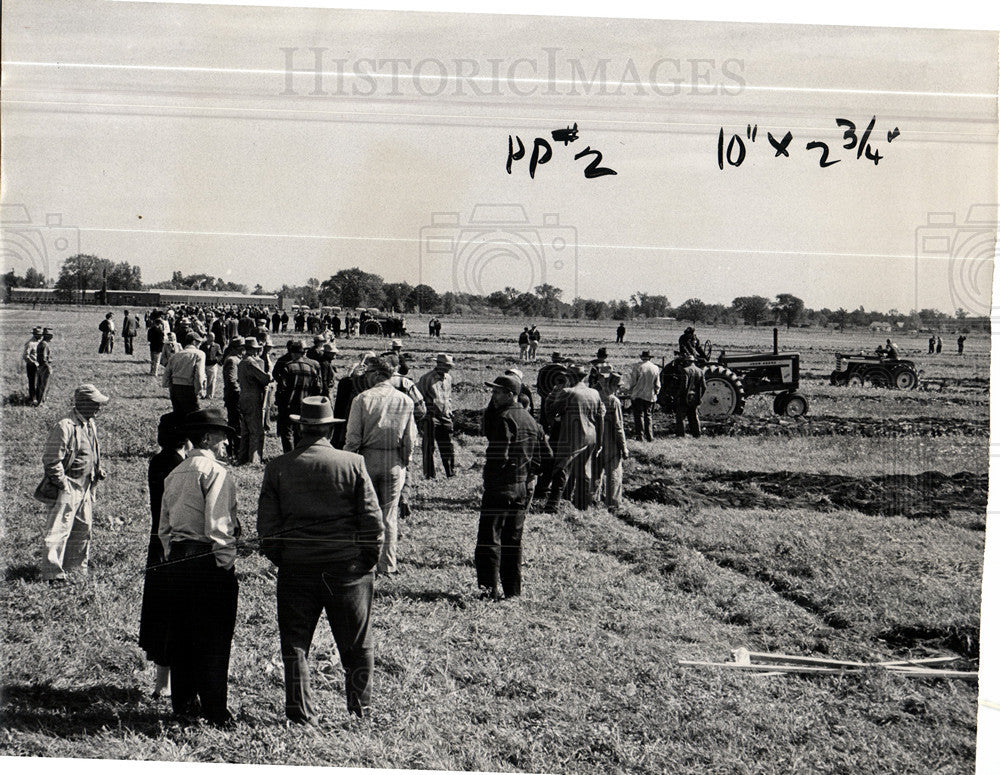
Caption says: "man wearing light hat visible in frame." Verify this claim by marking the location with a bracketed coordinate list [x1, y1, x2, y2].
[38, 384, 109, 581]
[627, 350, 660, 442]
[257, 396, 384, 721]
[345, 356, 416, 575]
[236, 337, 272, 464]
[416, 353, 456, 478]
[22, 326, 43, 404]
[163, 332, 207, 415]
[476, 372, 546, 599]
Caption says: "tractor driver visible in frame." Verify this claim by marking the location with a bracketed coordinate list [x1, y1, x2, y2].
[678, 327, 706, 360]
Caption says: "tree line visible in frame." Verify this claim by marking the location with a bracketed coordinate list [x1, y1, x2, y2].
[2, 256, 978, 330]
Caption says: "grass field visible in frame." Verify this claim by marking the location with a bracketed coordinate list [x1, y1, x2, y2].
[0, 305, 988, 774]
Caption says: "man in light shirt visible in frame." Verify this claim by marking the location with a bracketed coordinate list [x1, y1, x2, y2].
[416, 353, 456, 478]
[158, 407, 240, 726]
[628, 349, 661, 442]
[345, 356, 417, 575]
[162, 333, 207, 415]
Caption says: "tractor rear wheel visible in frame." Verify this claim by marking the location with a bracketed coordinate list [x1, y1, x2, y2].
[893, 366, 918, 390]
[361, 320, 382, 336]
[701, 365, 746, 418]
[864, 366, 893, 388]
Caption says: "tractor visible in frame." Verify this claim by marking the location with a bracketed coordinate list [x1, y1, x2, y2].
[829, 353, 919, 389]
[658, 328, 808, 418]
[534, 329, 808, 421]
[357, 308, 408, 337]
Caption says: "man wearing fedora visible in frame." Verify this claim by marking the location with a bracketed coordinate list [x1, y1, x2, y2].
[628, 350, 661, 442]
[221, 336, 245, 458]
[545, 364, 605, 512]
[476, 372, 545, 599]
[273, 340, 323, 453]
[257, 396, 383, 722]
[159, 407, 241, 725]
[39, 384, 109, 581]
[163, 332, 207, 415]
[22, 326, 43, 404]
[237, 337, 272, 464]
[416, 353, 456, 478]
[345, 356, 417, 575]
[35, 328, 54, 405]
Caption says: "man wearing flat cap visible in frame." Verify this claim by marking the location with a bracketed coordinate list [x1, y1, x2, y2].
[257, 396, 384, 722]
[39, 384, 109, 581]
[416, 353, 456, 478]
[159, 407, 241, 725]
[627, 350, 661, 442]
[476, 372, 546, 599]
[23, 326, 43, 404]
[545, 364, 605, 512]
[163, 332, 207, 415]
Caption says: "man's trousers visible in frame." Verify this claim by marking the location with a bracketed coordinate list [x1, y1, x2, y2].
[41, 482, 93, 581]
[277, 565, 374, 721]
[422, 416, 455, 478]
[475, 485, 528, 597]
[165, 542, 238, 724]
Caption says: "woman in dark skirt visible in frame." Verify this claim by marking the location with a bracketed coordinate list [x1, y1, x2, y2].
[140, 412, 188, 696]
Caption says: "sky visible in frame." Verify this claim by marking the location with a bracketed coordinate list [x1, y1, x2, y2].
[1, 1, 997, 317]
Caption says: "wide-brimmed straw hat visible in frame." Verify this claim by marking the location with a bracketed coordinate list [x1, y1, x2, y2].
[290, 396, 344, 425]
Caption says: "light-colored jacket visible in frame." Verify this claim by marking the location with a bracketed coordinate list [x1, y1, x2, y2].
[345, 380, 417, 467]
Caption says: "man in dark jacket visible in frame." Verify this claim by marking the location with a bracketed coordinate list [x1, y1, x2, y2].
[674, 353, 707, 438]
[273, 340, 322, 453]
[257, 396, 383, 722]
[476, 373, 544, 600]
[221, 337, 244, 459]
[122, 310, 138, 355]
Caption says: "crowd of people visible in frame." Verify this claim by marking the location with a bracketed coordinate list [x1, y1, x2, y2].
[41, 311, 969, 728]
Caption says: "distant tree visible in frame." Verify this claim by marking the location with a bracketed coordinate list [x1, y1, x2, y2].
[773, 293, 805, 329]
[675, 298, 709, 324]
[440, 291, 460, 315]
[533, 283, 563, 317]
[406, 284, 440, 313]
[955, 307, 968, 319]
[731, 295, 771, 326]
[485, 290, 509, 311]
[609, 300, 633, 321]
[55, 254, 142, 293]
[321, 268, 385, 308]
[382, 281, 413, 312]
[630, 292, 671, 318]
[512, 292, 542, 316]
[848, 307, 870, 328]
[584, 299, 609, 320]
